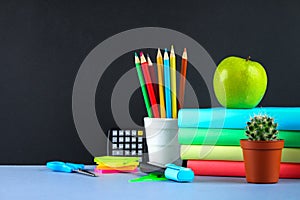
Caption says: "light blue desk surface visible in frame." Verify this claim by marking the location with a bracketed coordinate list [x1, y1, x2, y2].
[0, 166, 300, 200]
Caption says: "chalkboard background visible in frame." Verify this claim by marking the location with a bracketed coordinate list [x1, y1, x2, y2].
[0, 0, 299, 164]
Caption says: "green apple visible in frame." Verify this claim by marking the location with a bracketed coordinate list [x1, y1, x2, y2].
[213, 56, 268, 108]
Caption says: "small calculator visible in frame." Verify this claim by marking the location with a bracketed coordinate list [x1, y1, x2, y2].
[107, 129, 148, 162]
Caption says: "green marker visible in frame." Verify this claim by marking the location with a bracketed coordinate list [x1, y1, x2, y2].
[129, 172, 167, 183]
[134, 52, 153, 118]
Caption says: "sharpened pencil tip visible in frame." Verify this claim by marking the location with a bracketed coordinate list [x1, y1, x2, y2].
[164, 48, 168, 52]
[147, 54, 153, 65]
[140, 52, 144, 57]
[157, 48, 162, 57]
[134, 52, 138, 57]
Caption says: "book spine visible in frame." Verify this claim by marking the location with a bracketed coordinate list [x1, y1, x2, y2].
[178, 128, 300, 148]
[178, 107, 300, 130]
[181, 145, 300, 163]
[187, 160, 300, 178]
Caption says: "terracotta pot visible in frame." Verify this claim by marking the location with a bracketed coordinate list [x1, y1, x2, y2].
[240, 139, 284, 184]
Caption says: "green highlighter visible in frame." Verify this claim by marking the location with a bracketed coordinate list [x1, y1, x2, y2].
[129, 172, 167, 183]
[129, 163, 167, 183]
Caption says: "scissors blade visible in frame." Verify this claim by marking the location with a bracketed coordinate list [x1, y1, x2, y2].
[73, 169, 98, 177]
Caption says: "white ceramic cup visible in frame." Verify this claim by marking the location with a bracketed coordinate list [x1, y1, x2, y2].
[144, 117, 181, 166]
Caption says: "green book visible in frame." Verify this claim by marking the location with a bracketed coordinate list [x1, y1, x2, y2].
[180, 145, 300, 163]
[178, 128, 300, 148]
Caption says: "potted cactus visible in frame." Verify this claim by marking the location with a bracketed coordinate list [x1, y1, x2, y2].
[240, 114, 284, 183]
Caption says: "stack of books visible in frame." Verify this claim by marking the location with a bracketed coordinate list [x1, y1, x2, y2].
[178, 107, 300, 178]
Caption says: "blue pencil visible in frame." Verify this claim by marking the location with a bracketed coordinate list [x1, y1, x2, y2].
[164, 48, 172, 118]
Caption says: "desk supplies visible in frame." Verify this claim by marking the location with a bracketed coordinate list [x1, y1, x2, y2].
[178, 107, 300, 130]
[144, 117, 180, 165]
[178, 128, 300, 147]
[46, 161, 97, 177]
[139, 162, 166, 175]
[187, 160, 300, 178]
[134, 53, 153, 118]
[180, 145, 300, 163]
[95, 168, 138, 174]
[94, 156, 140, 173]
[156, 49, 166, 118]
[134, 47, 188, 118]
[164, 164, 194, 182]
[129, 172, 168, 182]
[136, 162, 194, 183]
[170, 45, 177, 118]
[140, 52, 160, 118]
[107, 129, 147, 162]
[164, 48, 172, 118]
[147, 54, 159, 104]
[178, 48, 187, 110]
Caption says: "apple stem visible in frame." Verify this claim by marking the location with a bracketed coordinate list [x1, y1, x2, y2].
[246, 56, 251, 61]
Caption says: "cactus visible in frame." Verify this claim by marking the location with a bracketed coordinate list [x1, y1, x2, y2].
[245, 114, 279, 141]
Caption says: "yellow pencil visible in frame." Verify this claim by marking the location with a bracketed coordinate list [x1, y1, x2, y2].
[170, 45, 177, 118]
[156, 49, 166, 118]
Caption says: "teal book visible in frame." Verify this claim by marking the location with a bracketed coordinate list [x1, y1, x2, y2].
[178, 128, 300, 148]
[178, 107, 300, 130]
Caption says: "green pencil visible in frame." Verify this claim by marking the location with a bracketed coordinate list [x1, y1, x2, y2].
[135, 52, 153, 118]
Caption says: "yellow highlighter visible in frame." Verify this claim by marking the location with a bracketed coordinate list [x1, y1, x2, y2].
[170, 45, 177, 118]
[156, 48, 166, 118]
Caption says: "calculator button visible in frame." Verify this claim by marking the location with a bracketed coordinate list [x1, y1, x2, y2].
[138, 130, 143, 136]
[112, 150, 123, 156]
[119, 137, 124, 142]
[132, 137, 136, 142]
[125, 130, 131, 136]
[138, 137, 143, 142]
[119, 130, 124, 136]
[119, 144, 124, 149]
[131, 151, 136, 156]
[112, 130, 118, 136]
[131, 144, 136, 149]
[138, 144, 143, 149]
[132, 130, 137, 136]
[138, 150, 143, 155]
[112, 144, 118, 149]
[125, 137, 130, 142]
[112, 137, 117, 143]
[125, 150, 130, 156]
[125, 144, 130, 149]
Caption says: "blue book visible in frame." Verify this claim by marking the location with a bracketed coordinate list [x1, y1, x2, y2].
[178, 107, 300, 130]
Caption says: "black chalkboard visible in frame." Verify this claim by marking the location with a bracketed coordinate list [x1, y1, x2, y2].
[0, 0, 299, 164]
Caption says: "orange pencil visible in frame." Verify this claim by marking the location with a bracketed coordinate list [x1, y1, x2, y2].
[140, 52, 160, 118]
[178, 48, 188, 110]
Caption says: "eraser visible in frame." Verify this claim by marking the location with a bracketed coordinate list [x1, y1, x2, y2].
[164, 164, 194, 182]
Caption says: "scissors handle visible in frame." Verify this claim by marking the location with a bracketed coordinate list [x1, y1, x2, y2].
[46, 161, 84, 173]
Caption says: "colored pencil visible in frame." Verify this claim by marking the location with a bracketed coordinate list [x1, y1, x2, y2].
[170, 45, 177, 118]
[147, 54, 159, 103]
[156, 49, 166, 118]
[178, 48, 187, 110]
[140, 52, 160, 118]
[134, 53, 153, 118]
[164, 48, 172, 118]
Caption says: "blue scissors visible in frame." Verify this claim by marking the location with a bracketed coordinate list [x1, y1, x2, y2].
[46, 161, 98, 177]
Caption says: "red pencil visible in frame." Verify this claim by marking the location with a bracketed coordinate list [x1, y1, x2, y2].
[178, 48, 188, 110]
[147, 54, 159, 103]
[140, 52, 160, 118]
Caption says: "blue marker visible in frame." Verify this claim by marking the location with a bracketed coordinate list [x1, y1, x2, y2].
[164, 48, 172, 118]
